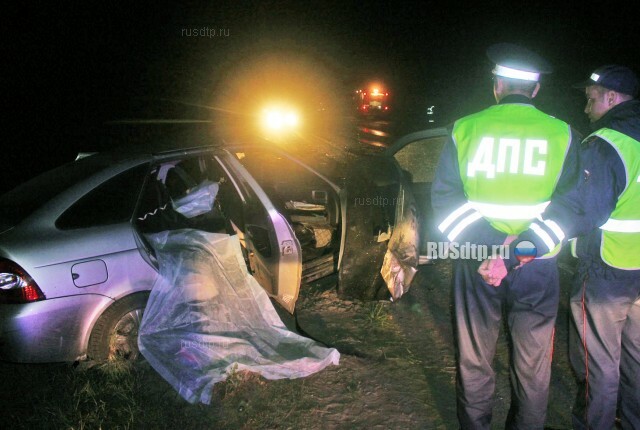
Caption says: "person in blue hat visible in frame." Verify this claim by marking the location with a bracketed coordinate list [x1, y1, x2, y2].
[485, 65, 640, 429]
[431, 43, 583, 429]
[569, 65, 640, 430]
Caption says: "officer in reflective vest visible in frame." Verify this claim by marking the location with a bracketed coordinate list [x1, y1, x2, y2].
[583, 128, 640, 269]
[431, 43, 582, 429]
[498, 65, 640, 430]
[501, 65, 640, 429]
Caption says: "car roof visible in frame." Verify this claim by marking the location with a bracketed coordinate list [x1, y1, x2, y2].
[83, 117, 364, 186]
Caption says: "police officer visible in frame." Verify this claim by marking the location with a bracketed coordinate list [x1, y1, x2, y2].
[490, 65, 640, 428]
[431, 43, 582, 429]
[503, 65, 640, 429]
[569, 64, 640, 430]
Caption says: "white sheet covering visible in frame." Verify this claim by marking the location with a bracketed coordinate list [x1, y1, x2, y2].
[170, 180, 219, 218]
[138, 229, 340, 404]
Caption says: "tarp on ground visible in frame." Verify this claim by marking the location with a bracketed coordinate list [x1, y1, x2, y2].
[138, 229, 340, 404]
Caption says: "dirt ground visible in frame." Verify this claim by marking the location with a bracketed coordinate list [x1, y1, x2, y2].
[270, 258, 578, 429]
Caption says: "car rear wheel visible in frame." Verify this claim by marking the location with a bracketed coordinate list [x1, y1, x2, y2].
[88, 293, 149, 361]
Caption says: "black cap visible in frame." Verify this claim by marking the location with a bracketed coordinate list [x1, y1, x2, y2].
[487, 43, 552, 82]
[572, 65, 639, 97]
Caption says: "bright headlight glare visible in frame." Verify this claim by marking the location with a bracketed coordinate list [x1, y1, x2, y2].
[262, 107, 299, 131]
[285, 113, 298, 126]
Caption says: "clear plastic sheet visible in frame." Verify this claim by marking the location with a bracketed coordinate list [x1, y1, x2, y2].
[171, 180, 219, 218]
[138, 229, 340, 404]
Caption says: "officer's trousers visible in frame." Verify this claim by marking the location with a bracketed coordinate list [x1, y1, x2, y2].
[570, 262, 640, 430]
[453, 258, 559, 430]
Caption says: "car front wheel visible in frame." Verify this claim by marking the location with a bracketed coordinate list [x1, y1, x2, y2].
[88, 293, 149, 361]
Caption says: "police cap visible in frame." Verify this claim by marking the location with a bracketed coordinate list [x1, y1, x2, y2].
[487, 43, 552, 82]
[572, 65, 639, 97]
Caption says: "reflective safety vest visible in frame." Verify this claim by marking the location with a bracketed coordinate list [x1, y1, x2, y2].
[452, 103, 571, 239]
[593, 128, 640, 269]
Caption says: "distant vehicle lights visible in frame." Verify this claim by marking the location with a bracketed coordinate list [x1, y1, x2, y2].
[354, 84, 390, 115]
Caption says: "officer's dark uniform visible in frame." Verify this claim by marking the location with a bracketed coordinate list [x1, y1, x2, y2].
[514, 65, 640, 430]
[431, 44, 582, 429]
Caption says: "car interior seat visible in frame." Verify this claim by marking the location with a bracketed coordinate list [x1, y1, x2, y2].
[165, 165, 197, 201]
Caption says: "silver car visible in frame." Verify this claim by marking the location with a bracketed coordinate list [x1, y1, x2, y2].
[0, 127, 447, 363]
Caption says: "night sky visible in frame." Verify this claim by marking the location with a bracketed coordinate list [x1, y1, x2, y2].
[3, 1, 640, 194]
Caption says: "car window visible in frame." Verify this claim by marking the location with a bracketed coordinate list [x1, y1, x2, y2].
[56, 163, 149, 230]
[135, 154, 235, 234]
[0, 154, 124, 225]
[393, 136, 447, 183]
[213, 154, 268, 230]
[232, 148, 331, 206]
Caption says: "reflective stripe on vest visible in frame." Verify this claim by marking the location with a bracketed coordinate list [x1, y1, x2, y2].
[469, 200, 550, 219]
[452, 103, 571, 239]
[591, 128, 640, 269]
[600, 219, 640, 232]
[437, 202, 483, 242]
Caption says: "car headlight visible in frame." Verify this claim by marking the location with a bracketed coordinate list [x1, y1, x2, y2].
[261, 107, 299, 131]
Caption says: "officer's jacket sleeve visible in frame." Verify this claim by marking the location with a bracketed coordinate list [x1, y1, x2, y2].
[510, 132, 624, 263]
[431, 135, 507, 248]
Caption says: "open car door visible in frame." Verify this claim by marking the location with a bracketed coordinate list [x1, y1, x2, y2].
[385, 128, 448, 264]
[213, 152, 302, 314]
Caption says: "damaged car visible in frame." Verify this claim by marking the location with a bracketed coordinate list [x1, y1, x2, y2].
[0, 125, 448, 363]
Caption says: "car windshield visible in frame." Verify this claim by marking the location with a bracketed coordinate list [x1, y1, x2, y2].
[0, 153, 126, 225]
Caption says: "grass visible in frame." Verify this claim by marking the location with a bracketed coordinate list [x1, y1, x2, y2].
[52, 360, 142, 429]
[0, 354, 337, 430]
[364, 301, 392, 329]
[0, 358, 141, 429]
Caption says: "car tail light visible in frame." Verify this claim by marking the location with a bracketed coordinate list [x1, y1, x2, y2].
[0, 259, 45, 304]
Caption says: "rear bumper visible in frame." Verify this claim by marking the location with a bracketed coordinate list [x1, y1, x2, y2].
[0, 294, 114, 363]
